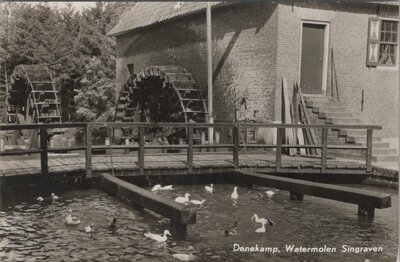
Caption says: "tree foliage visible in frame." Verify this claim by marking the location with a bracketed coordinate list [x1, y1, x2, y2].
[0, 2, 135, 122]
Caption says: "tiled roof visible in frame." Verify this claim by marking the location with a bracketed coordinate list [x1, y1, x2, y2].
[107, 2, 225, 37]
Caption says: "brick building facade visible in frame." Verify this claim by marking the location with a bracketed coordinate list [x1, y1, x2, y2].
[109, 2, 398, 139]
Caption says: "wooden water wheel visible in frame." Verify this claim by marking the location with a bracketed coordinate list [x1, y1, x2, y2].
[114, 65, 208, 143]
[7, 64, 62, 124]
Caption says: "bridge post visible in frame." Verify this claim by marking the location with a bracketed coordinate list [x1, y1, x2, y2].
[85, 124, 92, 177]
[276, 127, 283, 172]
[187, 126, 193, 173]
[289, 191, 304, 201]
[321, 128, 328, 173]
[40, 127, 48, 175]
[233, 125, 239, 169]
[138, 126, 145, 175]
[170, 220, 187, 239]
[366, 128, 373, 173]
[358, 205, 375, 218]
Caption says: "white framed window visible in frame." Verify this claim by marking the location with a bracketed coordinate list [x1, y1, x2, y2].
[367, 17, 398, 67]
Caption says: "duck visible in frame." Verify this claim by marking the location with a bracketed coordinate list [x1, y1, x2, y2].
[65, 209, 81, 225]
[151, 184, 162, 191]
[160, 185, 173, 190]
[265, 190, 275, 198]
[85, 223, 94, 238]
[224, 221, 238, 236]
[175, 193, 190, 204]
[231, 187, 238, 200]
[251, 214, 269, 225]
[172, 253, 195, 261]
[108, 218, 117, 233]
[37, 196, 44, 202]
[51, 193, 59, 201]
[205, 183, 213, 193]
[144, 229, 171, 242]
[255, 221, 267, 233]
[189, 199, 205, 206]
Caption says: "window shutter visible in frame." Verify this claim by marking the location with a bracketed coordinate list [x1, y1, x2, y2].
[366, 17, 380, 67]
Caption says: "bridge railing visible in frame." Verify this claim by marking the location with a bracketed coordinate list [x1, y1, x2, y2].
[0, 122, 382, 175]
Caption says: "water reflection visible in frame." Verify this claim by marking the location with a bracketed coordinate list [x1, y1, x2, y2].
[0, 184, 397, 261]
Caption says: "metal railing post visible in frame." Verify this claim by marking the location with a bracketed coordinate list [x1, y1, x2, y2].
[187, 126, 193, 173]
[366, 128, 373, 172]
[40, 127, 48, 175]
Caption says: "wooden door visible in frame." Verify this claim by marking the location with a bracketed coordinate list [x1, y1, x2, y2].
[300, 23, 326, 94]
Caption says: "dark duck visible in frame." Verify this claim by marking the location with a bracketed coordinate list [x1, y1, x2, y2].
[224, 221, 238, 236]
[108, 218, 118, 233]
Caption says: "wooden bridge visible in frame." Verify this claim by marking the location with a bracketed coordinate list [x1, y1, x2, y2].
[0, 122, 380, 177]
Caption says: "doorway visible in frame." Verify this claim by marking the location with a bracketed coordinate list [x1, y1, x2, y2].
[300, 22, 329, 95]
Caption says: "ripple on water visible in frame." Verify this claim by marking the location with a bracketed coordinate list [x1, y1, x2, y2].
[0, 185, 397, 261]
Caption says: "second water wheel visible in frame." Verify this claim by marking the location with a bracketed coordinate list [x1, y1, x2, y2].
[114, 65, 208, 144]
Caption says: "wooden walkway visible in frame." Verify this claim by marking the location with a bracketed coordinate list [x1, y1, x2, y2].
[0, 151, 367, 177]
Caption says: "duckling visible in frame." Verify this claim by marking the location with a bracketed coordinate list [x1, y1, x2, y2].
[267, 219, 275, 226]
[108, 218, 117, 233]
[37, 196, 44, 202]
[224, 221, 238, 236]
[161, 185, 173, 190]
[205, 183, 213, 193]
[51, 193, 59, 201]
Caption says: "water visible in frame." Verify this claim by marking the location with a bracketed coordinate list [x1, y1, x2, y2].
[0, 184, 397, 261]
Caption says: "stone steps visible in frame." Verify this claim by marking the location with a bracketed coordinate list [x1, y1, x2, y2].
[304, 95, 398, 164]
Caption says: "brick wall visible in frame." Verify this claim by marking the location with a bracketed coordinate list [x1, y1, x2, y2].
[276, 3, 399, 138]
[114, 2, 398, 139]
[115, 3, 279, 124]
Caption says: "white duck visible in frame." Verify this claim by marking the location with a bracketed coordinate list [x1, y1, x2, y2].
[172, 253, 195, 261]
[161, 185, 173, 190]
[190, 199, 205, 205]
[85, 223, 94, 238]
[251, 214, 268, 225]
[175, 193, 190, 204]
[265, 190, 275, 198]
[231, 187, 238, 200]
[205, 184, 213, 193]
[144, 229, 171, 242]
[255, 221, 267, 233]
[37, 196, 44, 202]
[51, 193, 59, 201]
[151, 184, 162, 191]
[65, 209, 81, 225]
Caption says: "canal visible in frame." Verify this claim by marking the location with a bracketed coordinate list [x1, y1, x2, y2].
[0, 183, 397, 261]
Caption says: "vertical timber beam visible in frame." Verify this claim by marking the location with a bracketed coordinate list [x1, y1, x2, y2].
[233, 125, 239, 169]
[187, 126, 193, 173]
[366, 128, 373, 173]
[85, 124, 92, 177]
[40, 127, 48, 175]
[276, 127, 283, 173]
[321, 128, 328, 173]
[138, 126, 145, 175]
